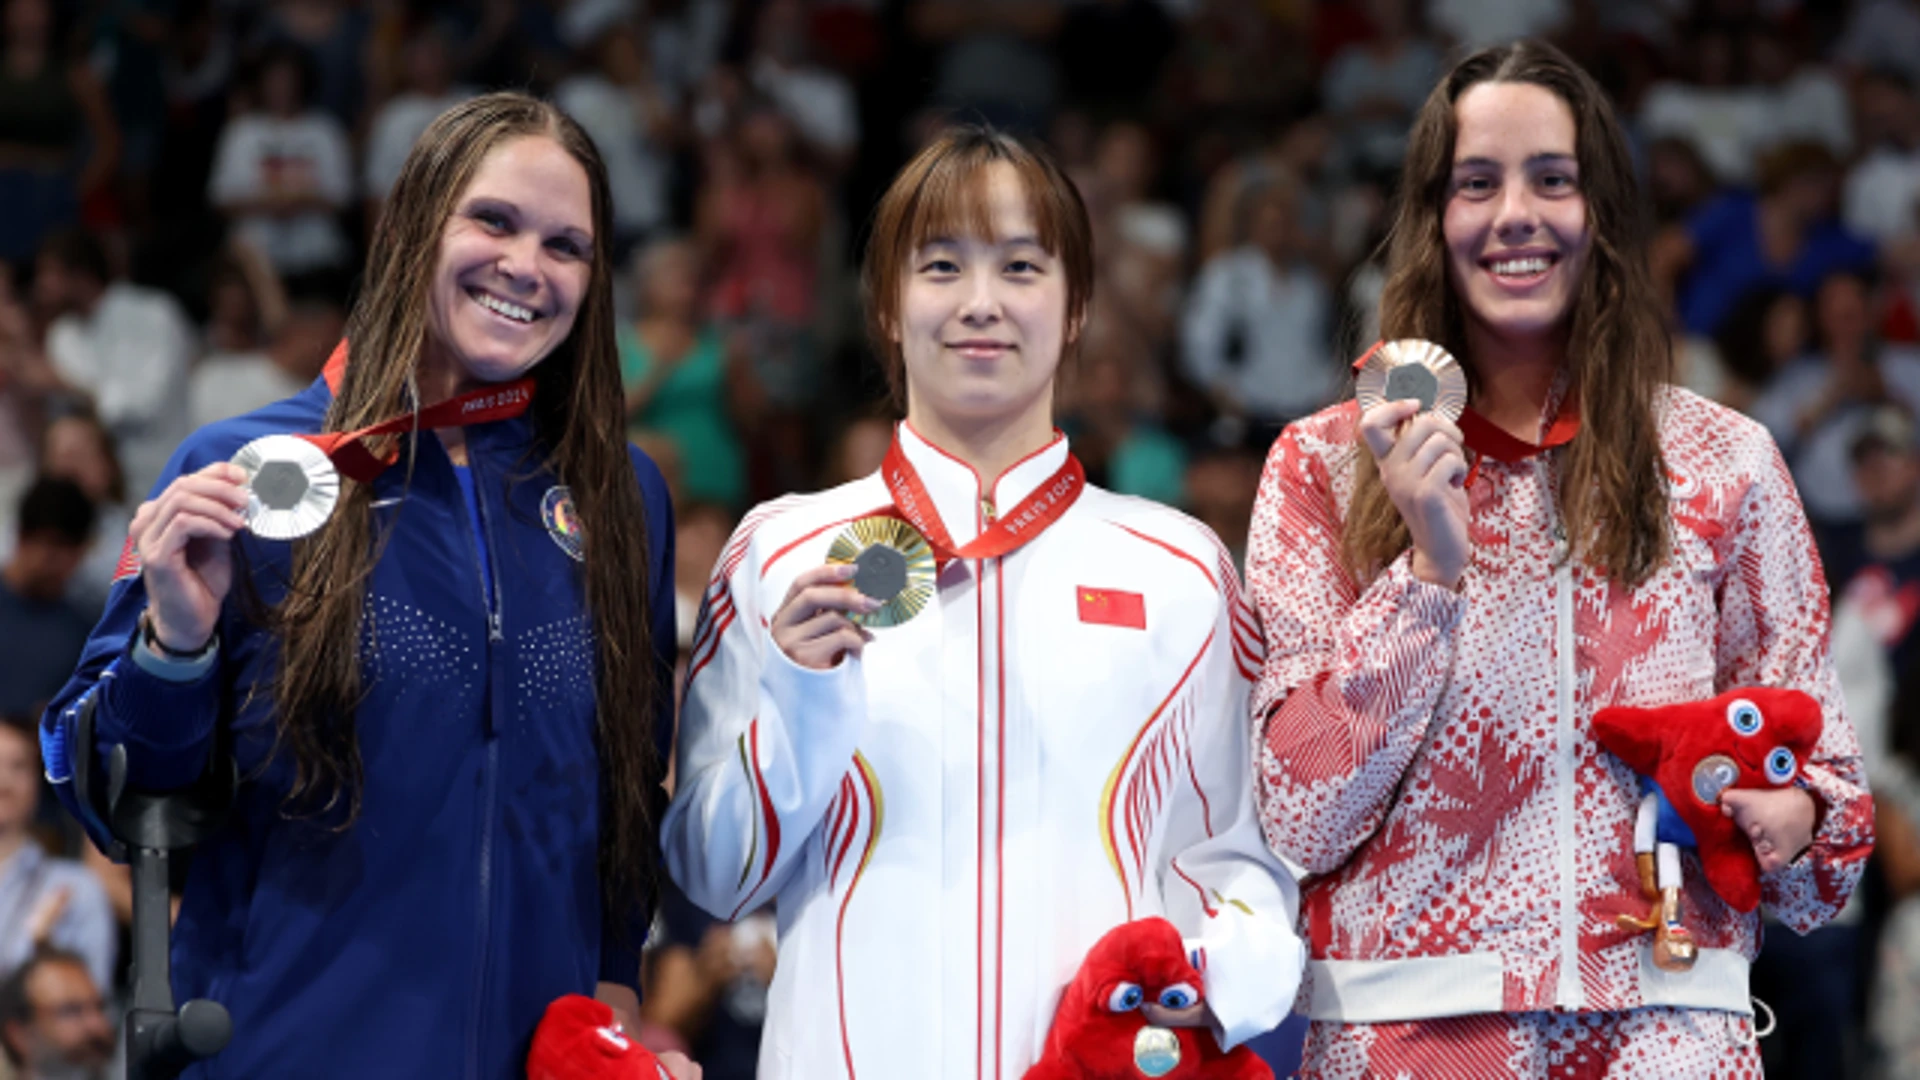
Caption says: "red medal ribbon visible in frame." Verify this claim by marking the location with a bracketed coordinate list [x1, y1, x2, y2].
[310, 339, 536, 482]
[880, 435, 1085, 563]
[1457, 397, 1580, 462]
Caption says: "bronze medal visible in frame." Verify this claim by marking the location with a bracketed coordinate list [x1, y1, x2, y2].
[825, 517, 936, 628]
[1356, 339, 1468, 423]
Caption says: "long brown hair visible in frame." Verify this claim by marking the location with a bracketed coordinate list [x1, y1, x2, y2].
[1346, 40, 1672, 586]
[861, 126, 1095, 411]
[271, 92, 662, 925]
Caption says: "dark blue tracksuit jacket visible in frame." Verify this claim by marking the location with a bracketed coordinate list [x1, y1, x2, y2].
[39, 374, 676, 1079]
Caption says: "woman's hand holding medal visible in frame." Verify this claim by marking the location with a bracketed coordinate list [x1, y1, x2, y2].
[771, 564, 881, 671]
[1360, 399, 1471, 591]
[131, 462, 252, 654]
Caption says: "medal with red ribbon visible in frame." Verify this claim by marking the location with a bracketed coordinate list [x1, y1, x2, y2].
[230, 341, 535, 540]
[826, 435, 1086, 628]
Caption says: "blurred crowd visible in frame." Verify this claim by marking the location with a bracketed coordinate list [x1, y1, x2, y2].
[10, 0, 1920, 1077]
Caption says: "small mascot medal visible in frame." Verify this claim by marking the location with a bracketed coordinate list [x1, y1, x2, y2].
[1132, 1026, 1181, 1078]
[826, 517, 935, 628]
[229, 434, 340, 540]
[1355, 339, 1467, 423]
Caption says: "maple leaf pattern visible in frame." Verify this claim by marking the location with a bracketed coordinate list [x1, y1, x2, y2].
[1252, 388, 1872, 1019]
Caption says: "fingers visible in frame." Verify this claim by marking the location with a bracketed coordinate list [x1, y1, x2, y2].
[657, 1051, 703, 1080]
[773, 566, 883, 633]
[1358, 399, 1423, 459]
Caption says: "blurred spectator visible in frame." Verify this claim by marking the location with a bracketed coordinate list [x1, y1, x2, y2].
[1836, 0, 1920, 91]
[1320, 0, 1442, 180]
[1658, 141, 1876, 338]
[1873, 638, 1920, 1078]
[1638, 24, 1770, 187]
[1183, 445, 1263, 569]
[1827, 406, 1920, 676]
[639, 882, 771, 1080]
[1053, 0, 1177, 118]
[199, 242, 287, 358]
[698, 104, 827, 413]
[1707, 286, 1810, 413]
[0, 263, 45, 554]
[1062, 311, 1186, 506]
[190, 294, 340, 430]
[207, 43, 353, 287]
[1848, 69, 1920, 251]
[0, 715, 115, 995]
[1751, 268, 1920, 534]
[36, 411, 126, 616]
[0, 479, 95, 719]
[644, 0, 731, 102]
[0, 947, 113, 1080]
[251, 0, 369, 129]
[558, 9, 676, 259]
[31, 228, 192, 501]
[909, 0, 1064, 133]
[1181, 171, 1336, 433]
[1645, 136, 1717, 228]
[747, 0, 860, 172]
[362, 24, 473, 217]
[0, 0, 120, 265]
[1428, 0, 1569, 50]
[1747, 23, 1852, 161]
[622, 238, 745, 511]
[821, 414, 893, 488]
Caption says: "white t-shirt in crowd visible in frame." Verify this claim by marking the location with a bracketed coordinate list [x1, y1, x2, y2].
[1181, 246, 1337, 423]
[1846, 145, 1920, 244]
[553, 76, 669, 238]
[363, 90, 473, 200]
[208, 112, 354, 274]
[46, 283, 196, 500]
[189, 351, 309, 430]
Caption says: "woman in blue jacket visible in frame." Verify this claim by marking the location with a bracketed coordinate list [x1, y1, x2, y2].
[40, 93, 696, 1079]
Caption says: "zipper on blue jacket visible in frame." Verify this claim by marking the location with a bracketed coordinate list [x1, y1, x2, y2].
[463, 450, 506, 1079]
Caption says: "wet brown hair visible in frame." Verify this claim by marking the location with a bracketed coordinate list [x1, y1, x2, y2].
[861, 126, 1095, 409]
[271, 92, 663, 930]
[1346, 39, 1672, 587]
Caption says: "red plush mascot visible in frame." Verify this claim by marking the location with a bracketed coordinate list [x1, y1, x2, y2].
[1025, 918, 1270, 1080]
[1591, 687, 1823, 971]
[527, 995, 670, 1080]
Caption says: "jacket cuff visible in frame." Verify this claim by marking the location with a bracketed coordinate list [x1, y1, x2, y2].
[97, 634, 223, 790]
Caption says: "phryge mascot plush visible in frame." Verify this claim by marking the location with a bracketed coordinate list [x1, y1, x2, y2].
[1591, 687, 1824, 972]
[1025, 918, 1270, 1080]
[527, 995, 671, 1080]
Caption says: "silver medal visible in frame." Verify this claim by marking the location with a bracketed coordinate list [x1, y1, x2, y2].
[230, 435, 340, 540]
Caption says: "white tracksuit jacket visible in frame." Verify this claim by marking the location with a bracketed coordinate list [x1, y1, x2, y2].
[662, 424, 1305, 1078]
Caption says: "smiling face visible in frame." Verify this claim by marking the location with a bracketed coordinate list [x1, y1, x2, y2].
[896, 161, 1073, 437]
[1443, 81, 1591, 351]
[422, 134, 594, 395]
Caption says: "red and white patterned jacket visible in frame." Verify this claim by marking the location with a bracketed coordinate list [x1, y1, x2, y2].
[1248, 388, 1873, 1023]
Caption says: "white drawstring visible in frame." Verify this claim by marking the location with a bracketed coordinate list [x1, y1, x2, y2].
[1751, 996, 1777, 1040]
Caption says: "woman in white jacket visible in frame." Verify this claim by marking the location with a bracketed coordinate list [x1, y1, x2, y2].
[662, 127, 1304, 1078]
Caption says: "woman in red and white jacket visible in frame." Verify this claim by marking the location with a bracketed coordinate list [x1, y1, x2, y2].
[1249, 40, 1873, 1076]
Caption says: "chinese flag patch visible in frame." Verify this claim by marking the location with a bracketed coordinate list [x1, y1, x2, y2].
[1077, 587, 1146, 629]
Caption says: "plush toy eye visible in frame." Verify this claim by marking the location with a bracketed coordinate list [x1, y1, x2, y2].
[1108, 983, 1143, 1012]
[1727, 699, 1763, 737]
[1157, 983, 1199, 1010]
[1766, 747, 1797, 785]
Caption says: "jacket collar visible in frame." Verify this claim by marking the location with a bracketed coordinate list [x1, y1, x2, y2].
[896, 422, 1071, 547]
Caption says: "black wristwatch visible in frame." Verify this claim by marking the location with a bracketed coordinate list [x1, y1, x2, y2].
[140, 610, 217, 662]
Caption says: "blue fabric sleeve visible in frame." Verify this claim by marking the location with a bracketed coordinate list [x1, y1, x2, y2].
[39, 435, 235, 852]
[598, 445, 678, 990]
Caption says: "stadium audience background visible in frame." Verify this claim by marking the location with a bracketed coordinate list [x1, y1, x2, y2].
[3, 0, 1920, 1076]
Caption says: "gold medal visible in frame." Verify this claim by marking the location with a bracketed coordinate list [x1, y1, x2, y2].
[826, 516, 935, 628]
[1355, 339, 1467, 423]
[230, 435, 340, 541]
[1133, 1026, 1181, 1078]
